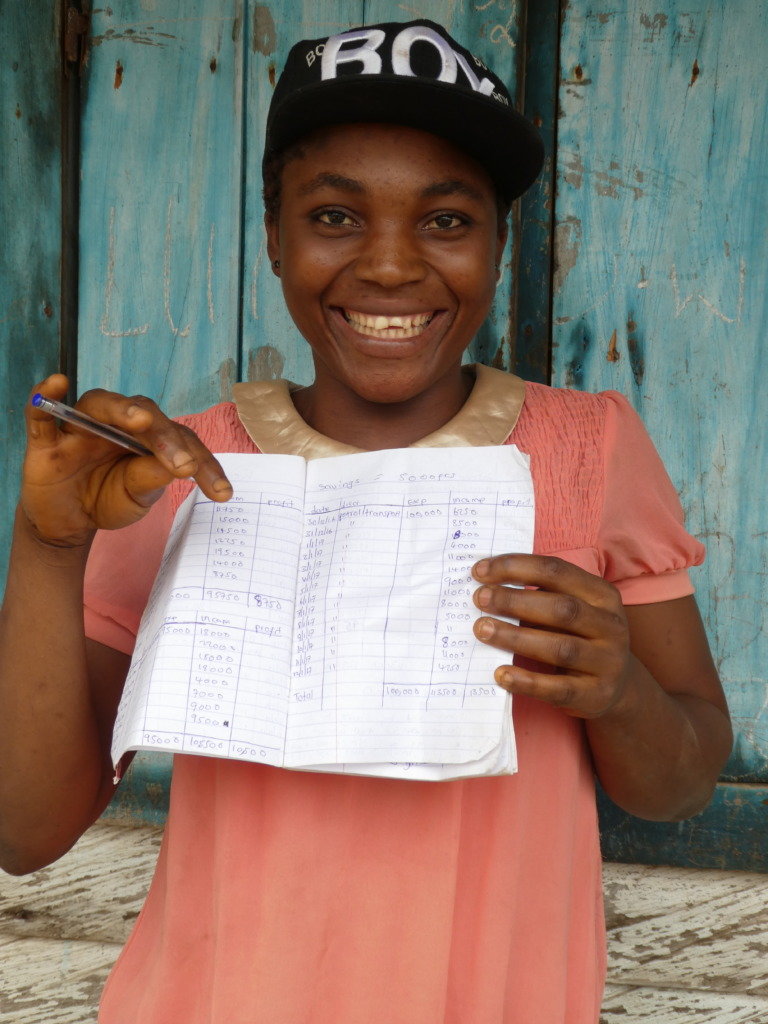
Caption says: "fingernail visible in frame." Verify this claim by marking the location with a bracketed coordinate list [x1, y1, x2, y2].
[213, 478, 233, 494]
[126, 404, 142, 418]
[476, 618, 494, 639]
[476, 586, 492, 608]
[474, 559, 490, 579]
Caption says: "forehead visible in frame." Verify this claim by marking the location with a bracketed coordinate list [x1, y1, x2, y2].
[282, 123, 498, 199]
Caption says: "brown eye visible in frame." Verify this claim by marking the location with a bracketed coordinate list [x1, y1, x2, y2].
[316, 209, 356, 227]
[426, 212, 467, 230]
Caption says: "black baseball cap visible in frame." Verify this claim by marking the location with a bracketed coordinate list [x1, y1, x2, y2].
[263, 20, 544, 204]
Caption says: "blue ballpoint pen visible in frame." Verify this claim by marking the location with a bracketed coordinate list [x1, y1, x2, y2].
[30, 394, 152, 456]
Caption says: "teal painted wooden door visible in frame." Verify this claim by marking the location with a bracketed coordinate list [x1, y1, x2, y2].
[2, 1, 766, 868]
[552, 1, 768, 868]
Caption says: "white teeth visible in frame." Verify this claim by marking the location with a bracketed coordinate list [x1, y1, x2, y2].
[344, 310, 434, 339]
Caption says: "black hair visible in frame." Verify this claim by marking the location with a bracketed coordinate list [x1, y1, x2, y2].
[262, 139, 306, 224]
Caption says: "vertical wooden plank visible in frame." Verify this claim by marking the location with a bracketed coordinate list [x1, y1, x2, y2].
[0, 2, 62, 584]
[242, 0, 528, 385]
[77, 0, 246, 416]
[553, 3, 768, 789]
[515, 0, 560, 383]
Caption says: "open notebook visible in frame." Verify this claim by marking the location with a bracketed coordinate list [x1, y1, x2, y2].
[111, 446, 534, 781]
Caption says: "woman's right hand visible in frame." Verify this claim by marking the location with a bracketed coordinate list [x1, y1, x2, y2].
[21, 374, 233, 548]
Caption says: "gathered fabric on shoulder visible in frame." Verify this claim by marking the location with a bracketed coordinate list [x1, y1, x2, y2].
[86, 369, 703, 1024]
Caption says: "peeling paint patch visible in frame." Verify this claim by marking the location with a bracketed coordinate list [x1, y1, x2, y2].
[113, 60, 123, 88]
[218, 357, 237, 401]
[690, 59, 700, 86]
[553, 216, 582, 295]
[248, 345, 285, 381]
[562, 151, 584, 190]
[91, 25, 175, 48]
[640, 12, 668, 42]
[252, 5, 276, 56]
[594, 168, 645, 200]
[490, 336, 510, 371]
[606, 329, 620, 362]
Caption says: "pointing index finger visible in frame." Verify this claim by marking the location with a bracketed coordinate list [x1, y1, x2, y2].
[26, 374, 70, 444]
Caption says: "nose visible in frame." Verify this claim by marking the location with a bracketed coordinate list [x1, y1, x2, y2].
[353, 222, 427, 288]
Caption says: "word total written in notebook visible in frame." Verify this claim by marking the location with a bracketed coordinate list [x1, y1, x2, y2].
[111, 446, 534, 781]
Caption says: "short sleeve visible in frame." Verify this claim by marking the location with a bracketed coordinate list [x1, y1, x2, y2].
[597, 391, 705, 604]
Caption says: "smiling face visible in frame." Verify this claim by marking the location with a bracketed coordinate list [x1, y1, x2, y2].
[265, 123, 507, 445]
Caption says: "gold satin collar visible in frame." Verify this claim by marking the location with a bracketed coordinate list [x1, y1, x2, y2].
[232, 364, 525, 459]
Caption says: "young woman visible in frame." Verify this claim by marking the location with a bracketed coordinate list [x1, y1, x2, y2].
[0, 20, 731, 1024]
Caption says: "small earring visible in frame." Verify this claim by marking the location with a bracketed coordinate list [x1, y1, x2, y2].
[272, 259, 280, 270]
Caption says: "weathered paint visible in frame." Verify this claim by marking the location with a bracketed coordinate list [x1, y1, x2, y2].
[76, 0, 247, 414]
[553, 2, 768, 859]
[0, 3, 63, 584]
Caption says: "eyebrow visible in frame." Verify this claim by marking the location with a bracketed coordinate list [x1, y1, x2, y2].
[296, 172, 366, 197]
[420, 179, 486, 203]
[295, 173, 486, 204]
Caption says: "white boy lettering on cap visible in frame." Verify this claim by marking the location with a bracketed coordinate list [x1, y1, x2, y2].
[392, 25, 496, 97]
[320, 25, 497, 99]
[321, 28, 386, 78]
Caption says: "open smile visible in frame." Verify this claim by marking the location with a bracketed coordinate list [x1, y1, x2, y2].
[342, 309, 435, 340]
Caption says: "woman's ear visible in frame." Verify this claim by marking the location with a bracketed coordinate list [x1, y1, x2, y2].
[265, 213, 281, 276]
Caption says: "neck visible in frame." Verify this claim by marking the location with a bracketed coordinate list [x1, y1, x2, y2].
[291, 367, 475, 450]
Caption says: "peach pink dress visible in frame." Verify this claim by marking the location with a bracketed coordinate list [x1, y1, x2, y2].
[85, 367, 703, 1024]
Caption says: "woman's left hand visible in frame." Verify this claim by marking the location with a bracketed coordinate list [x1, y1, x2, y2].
[472, 553, 633, 719]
